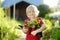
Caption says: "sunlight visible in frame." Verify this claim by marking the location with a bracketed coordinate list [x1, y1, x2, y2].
[1, 0, 4, 2]
[49, 12, 60, 18]
[43, 0, 58, 7]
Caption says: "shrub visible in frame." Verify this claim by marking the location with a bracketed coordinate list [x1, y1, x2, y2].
[0, 8, 22, 40]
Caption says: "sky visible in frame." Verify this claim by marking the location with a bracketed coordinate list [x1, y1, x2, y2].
[43, 0, 59, 7]
[1, 0, 59, 7]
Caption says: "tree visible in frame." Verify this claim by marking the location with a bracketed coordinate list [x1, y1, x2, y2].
[38, 4, 51, 18]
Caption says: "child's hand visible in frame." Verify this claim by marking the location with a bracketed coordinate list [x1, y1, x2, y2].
[31, 31, 38, 36]
[22, 27, 28, 34]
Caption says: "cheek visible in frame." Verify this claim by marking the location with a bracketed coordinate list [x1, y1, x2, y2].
[27, 16, 31, 18]
[27, 15, 33, 18]
[27, 14, 31, 18]
[35, 13, 39, 17]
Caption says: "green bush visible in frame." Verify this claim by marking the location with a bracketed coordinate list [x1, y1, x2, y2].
[51, 28, 60, 40]
[0, 8, 22, 40]
[43, 19, 60, 40]
[43, 19, 53, 40]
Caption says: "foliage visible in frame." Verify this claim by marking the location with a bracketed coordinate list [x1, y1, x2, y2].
[43, 19, 53, 39]
[0, 0, 2, 7]
[43, 19, 60, 40]
[27, 19, 41, 28]
[0, 8, 22, 40]
[51, 28, 60, 40]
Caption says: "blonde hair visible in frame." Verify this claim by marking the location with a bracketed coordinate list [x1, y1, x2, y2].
[26, 5, 39, 16]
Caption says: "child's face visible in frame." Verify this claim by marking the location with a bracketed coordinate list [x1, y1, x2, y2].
[27, 9, 37, 18]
